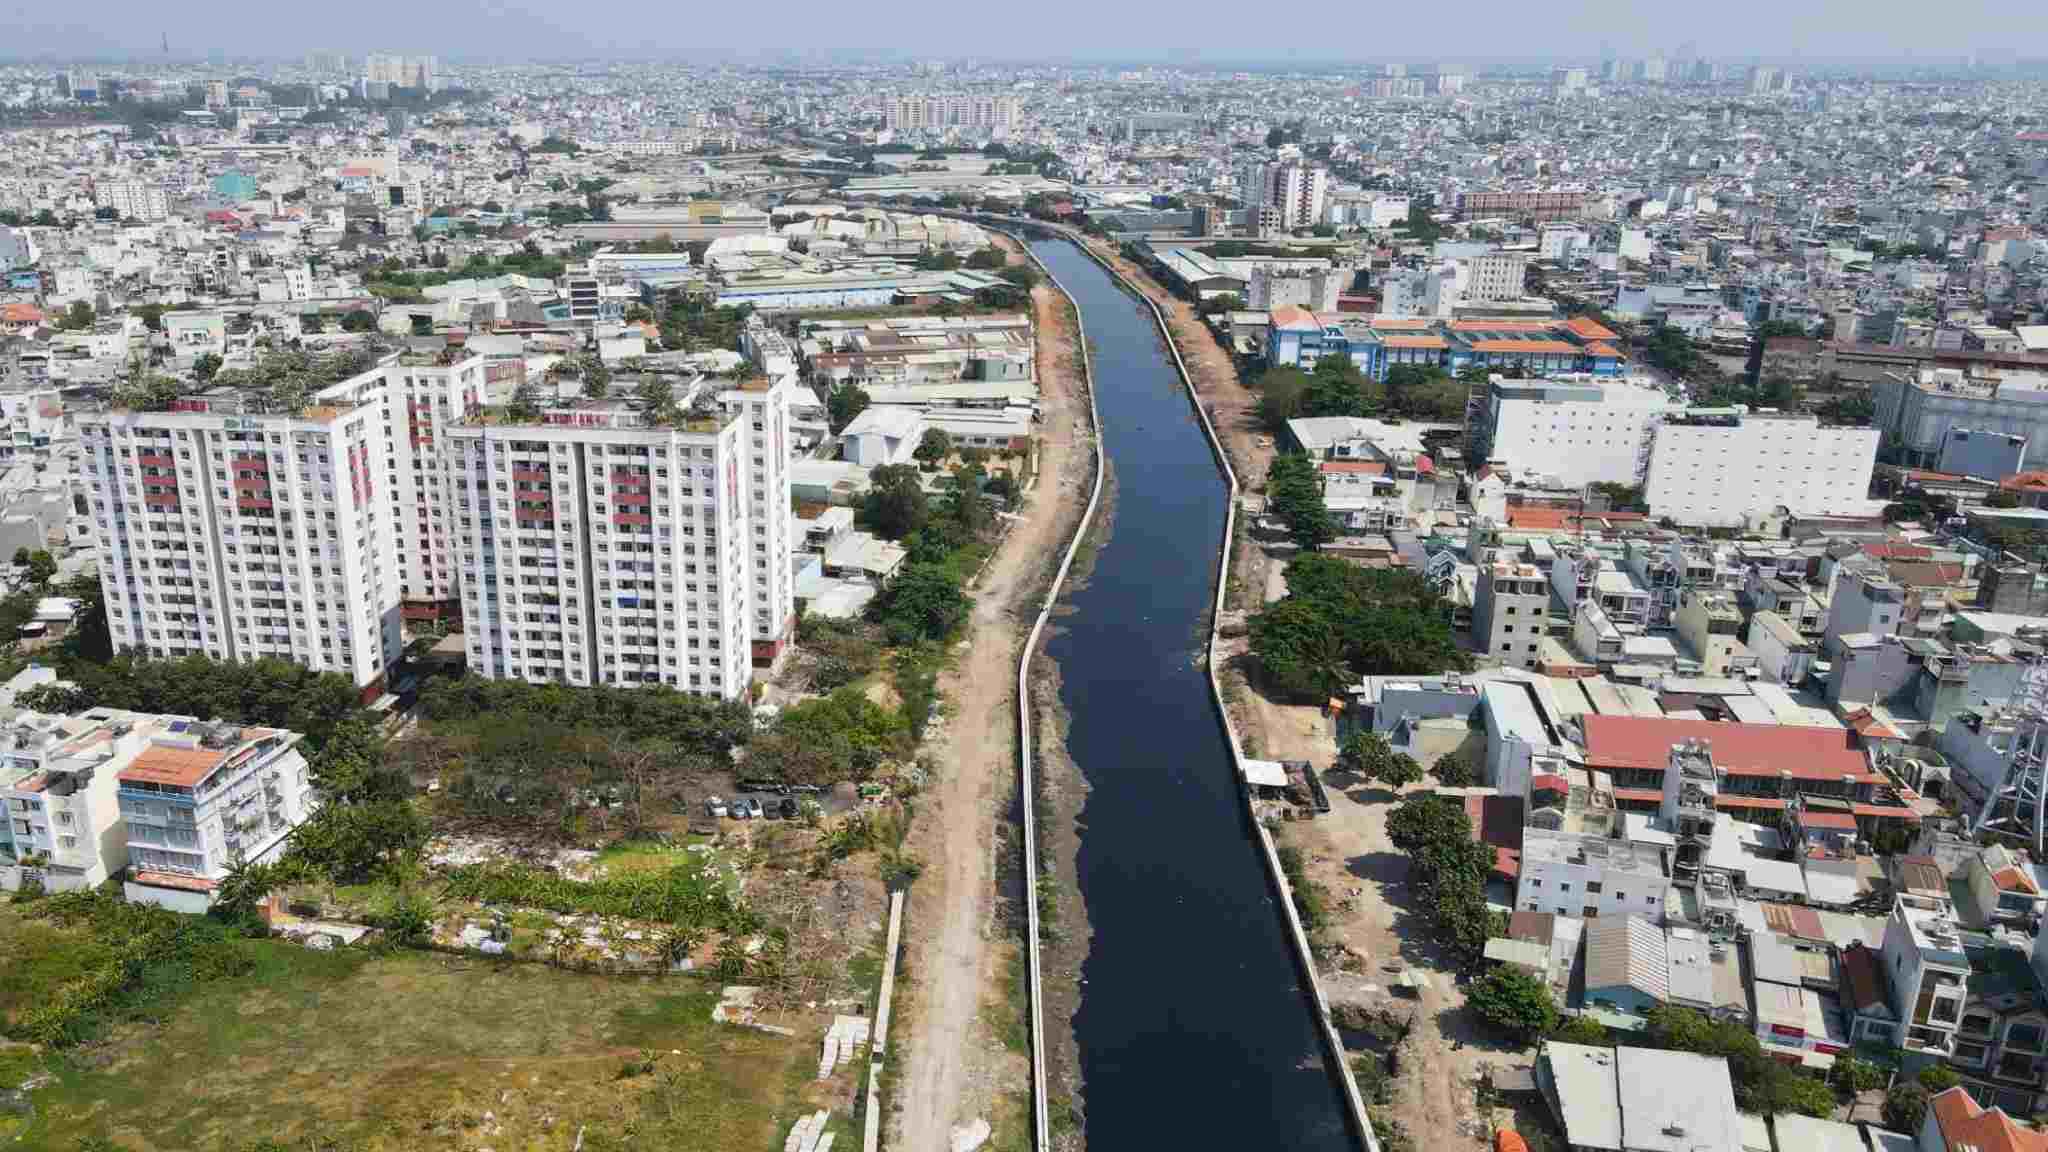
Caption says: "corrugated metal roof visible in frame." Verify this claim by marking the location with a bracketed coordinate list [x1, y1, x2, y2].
[1584, 915, 1668, 1001]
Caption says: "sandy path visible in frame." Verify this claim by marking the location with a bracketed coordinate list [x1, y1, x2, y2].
[894, 236, 1087, 1152]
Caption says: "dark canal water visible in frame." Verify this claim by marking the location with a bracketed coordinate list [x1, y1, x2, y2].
[1031, 237, 1352, 1149]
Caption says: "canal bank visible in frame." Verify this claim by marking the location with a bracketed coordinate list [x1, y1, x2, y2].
[1026, 235, 1356, 1151]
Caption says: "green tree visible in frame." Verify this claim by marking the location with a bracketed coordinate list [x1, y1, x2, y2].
[341, 310, 377, 333]
[635, 375, 675, 420]
[192, 351, 223, 383]
[1248, 596, 1347, 699]
[913, 427, 954, 467]
[965, 247, 1007, 269]
[1468, 965, 1559, 1041]
[828, 382, 871, 434]
[1430, 748, 1477, 787]
[1258, 367, 1310, 432]
[1918, 1065, 1961, 1093]
[861, 465, 930, 541]
[1551, 1015, 1611, 1046]
[872, 564, 971, 645]
[1339, 730, 1422, 788]
[1266, 453, 1335, 550]
[581, 354, 612, 399]
[1883, 1083, 1929, 1133]
[20, 549, 56, 589]
[1830, 1051, 1889, 1096]
[60, 301, 95, 330]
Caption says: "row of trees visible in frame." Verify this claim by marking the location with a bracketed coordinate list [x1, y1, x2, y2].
[1250, 555, 1469, 699]
[1384, 791, 1498, 957]
[1256, 356, 1482, 432]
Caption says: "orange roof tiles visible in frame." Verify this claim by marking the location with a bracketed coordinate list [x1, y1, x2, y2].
[1581, 714, 1880, 782]
[1, 303, 47, 324]
[1993, 866, 2040, 895]
[1799, 809, 1859, 830]
[131, 870, 219, 892]
[119, 744, 227, 788]
[1450, 319, 1556, 333]
[1563, 316, 1620, 341]
[2002, 471, 2048, 492]
[1380, 334, 1450, 350]
[1369, 317, 1434, 330]
[1469, 339, 1581, 354]
[1319, 460, 1388, 475]
[1270, 305, 1320, 331]
[1928, 1086, 2048, 1152]
[1585, 342, 1623, 358]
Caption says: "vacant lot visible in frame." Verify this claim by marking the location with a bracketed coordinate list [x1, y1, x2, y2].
[2, 906, 832, 1152]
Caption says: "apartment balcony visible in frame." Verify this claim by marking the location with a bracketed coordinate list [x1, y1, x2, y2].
[1904, 1027, 1956, 1056]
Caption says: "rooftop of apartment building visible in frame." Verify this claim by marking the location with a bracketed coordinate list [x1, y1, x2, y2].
[1895, 893, 1970, 965]
[1520, 826, 1666, 878]
[460, 389, 739, 435]
[115, 719, 298, 793]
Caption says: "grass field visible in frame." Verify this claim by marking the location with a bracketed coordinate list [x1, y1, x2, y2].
[1, 906, 827, 1152]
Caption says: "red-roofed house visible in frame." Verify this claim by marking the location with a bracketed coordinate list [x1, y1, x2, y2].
[1579, 715, 1914, 833]
[0, 303, 46, 334]
[1918, 1086, 2048, 1152]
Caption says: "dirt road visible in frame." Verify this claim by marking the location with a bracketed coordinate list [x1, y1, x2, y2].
[894, 236, 1089, 1152]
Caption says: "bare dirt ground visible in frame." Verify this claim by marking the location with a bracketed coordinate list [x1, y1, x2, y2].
[894, 235, 1092, 1152]
[1088, 240, 1520, 1152]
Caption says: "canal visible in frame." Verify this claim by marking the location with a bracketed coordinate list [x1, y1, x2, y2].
[1031, 236, 1353, 1149]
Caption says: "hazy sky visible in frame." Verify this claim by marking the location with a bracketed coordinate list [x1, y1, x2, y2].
[6, 0, 2047, 64]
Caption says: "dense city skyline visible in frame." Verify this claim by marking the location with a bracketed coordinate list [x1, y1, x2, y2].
[7, 0, 2048, 66]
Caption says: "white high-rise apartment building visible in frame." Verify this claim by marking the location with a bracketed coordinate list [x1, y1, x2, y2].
[884, 94, 1018, 134]
[449, 379, 791, 699]
[0, 225, 39, 273]
[94, 180, 168, 223]
[1643, 411, 1879, 529]
[365, 54, 436, 90]
[381, 352, 486, 618]
[78, 366, 404, 695]
[1267, 162, 1330, 231]
[1467, 252, 1530, 303]
[716, 376, 798, 663]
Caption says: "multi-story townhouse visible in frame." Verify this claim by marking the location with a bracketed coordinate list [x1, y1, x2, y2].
[119, 718, 314, 910]
[448, 390, 758, 698]
[1, 709, 136, 892]
[78, 366, 403, 696]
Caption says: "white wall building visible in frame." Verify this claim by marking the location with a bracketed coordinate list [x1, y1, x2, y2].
[1643, 411, 1878, 529]
[119, 719, 314, 910]
[93, 180, 168, 223]
[0, 226, 40, 273]
[1478, 375, 1672, 488]
[449, 393, 757, 698]
[382, 353, 486, 618]
[78, 366, 405, 695]
[1517, 828, 1672, 920]
[1467, 252, 1529, 303]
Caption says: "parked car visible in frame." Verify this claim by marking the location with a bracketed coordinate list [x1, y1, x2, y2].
[742, 796, 765, 819]
[729, 797, 751, 820]
[704, 796, 729, 818]
[778, 797, 799, 820]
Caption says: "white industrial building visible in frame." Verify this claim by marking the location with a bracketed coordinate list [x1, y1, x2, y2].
[1642, 410, 1879, 529]
[1477, 375, 1671, 489]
